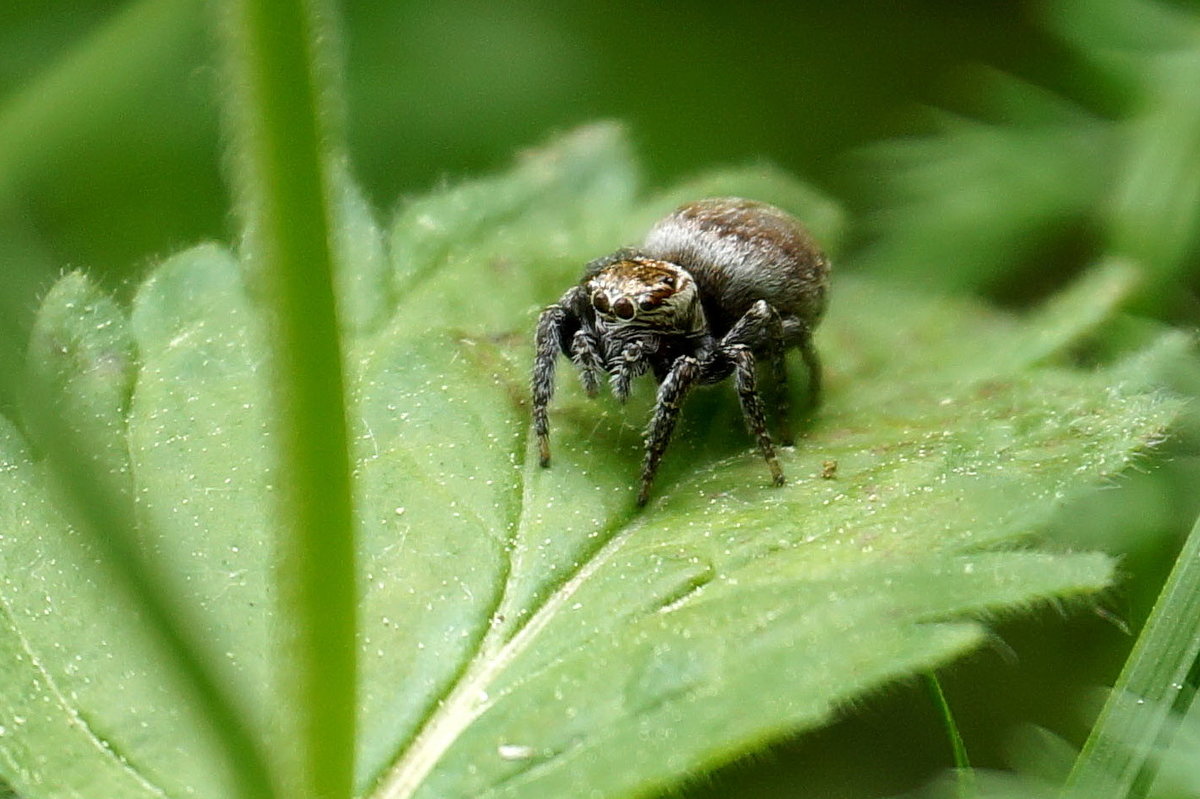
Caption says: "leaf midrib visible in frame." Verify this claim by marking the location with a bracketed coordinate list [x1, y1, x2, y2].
[369, 443, 648, 799]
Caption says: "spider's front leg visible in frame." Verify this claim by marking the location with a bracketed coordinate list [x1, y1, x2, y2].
[639, 355, 701, 506]
[532, 287, 585, 467]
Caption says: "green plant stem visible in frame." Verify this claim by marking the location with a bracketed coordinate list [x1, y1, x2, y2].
[219, 0, 357, 797]
[924, 672, 975, 799]
[1065, 511, 1200, 798]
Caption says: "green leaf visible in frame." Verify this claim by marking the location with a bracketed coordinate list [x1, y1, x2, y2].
[857, 0, 1200, 299]
[1066, 508, 1200, 798]
[23, 270, 136, 482]
[0, 126, 1181, 799]
[855, 73, 1112, 293]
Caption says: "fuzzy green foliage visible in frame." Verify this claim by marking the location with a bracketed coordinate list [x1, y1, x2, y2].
[0, 126, 1180, 799]
[856, 0, 1200, 305]
[855, 2, 1200, 794]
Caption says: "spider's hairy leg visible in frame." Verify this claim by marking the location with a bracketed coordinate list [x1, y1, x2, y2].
[799, 329, 821, 411]
[639, 355, 701, 506]
[784, 316, 822, 411]
[765, 309, 792, 445]
[570, 329, 602, 397]
[726, 344, 785, 487]
[726, 300, 792, 445]
[533, 292, 581, 468]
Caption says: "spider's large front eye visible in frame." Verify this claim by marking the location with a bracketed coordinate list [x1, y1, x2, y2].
[613, 297, 636, 320]
[592, 291, 611, 314]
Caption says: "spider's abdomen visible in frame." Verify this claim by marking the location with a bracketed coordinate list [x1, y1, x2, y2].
[640, 197, 829, 338]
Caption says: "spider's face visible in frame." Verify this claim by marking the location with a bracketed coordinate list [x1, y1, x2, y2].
[586, 258, 701, 333]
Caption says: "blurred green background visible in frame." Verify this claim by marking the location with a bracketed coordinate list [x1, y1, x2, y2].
[0, 0, 1067, 319]
[1, 1, 1197, 797]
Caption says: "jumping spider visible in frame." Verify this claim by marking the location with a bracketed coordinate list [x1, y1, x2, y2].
[532, 197, 830, 505]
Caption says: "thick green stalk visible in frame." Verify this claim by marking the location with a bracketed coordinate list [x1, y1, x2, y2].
[1065, 511, 1200, 798]
[219, 1, 357, 797]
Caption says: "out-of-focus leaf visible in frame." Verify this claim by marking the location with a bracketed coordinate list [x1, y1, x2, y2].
[858, 0, 1200, 302]
[855, 74, 1112, 294]
[1066, 508, 1200, 798]
[1149, 692, 1200, 798]
[0, 125, 1181, 799]
[22, 271, 136, 481]
[907, 769, 1061, 799]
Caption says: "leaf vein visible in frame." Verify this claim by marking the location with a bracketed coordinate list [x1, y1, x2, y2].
[0, 590, 172, 798]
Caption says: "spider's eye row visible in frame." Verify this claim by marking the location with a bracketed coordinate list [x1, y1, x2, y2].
[592, 291, 610, 314]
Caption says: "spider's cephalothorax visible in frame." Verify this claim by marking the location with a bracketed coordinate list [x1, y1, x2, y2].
[532, 197, 829, 506]
[588, 258, 704, 334]
[582, 257, 708, 398]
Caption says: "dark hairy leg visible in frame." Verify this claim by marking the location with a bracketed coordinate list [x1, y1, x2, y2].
[639, 355, 701, 505]
[724, 300, 792, 444]
[532, 305, 566, 467]
[784, 316, 822, 411]
[725, 345, 785, 487]
[798, 327, 821, 411]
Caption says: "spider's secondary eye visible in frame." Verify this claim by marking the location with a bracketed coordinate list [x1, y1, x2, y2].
[592, 291, 610, 314]
[662, 275, 675, 288]
[638, 297, 658, 312]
